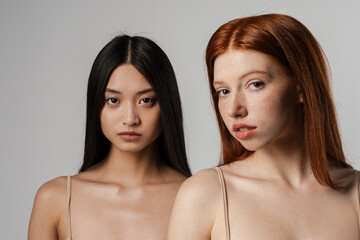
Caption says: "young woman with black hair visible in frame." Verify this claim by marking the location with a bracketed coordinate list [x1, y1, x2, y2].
[28, 35, 191, 240]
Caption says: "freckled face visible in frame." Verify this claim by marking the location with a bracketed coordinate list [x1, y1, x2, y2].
[100, 64, 162, 153]
[213, 49, 300, 151]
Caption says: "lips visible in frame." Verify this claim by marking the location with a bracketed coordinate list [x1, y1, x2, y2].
[118, 131, 142, 141]
[232, 123, 256, 140]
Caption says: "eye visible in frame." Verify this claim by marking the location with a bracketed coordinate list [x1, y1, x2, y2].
[216, 89, 230, 97]
[106, 97, 120, 105]
[139, 98, 154, 104]
[249, 81, 264, 89]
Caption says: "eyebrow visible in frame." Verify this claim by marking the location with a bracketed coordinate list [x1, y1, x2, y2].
[105, 88, 155, 95]
[213, 70, 268, 85]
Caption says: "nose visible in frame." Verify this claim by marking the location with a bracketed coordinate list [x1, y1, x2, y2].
[227, 92, 247, 118]
[121, 102, 140, 126]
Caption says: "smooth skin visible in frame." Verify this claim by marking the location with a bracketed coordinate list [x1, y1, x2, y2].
[168, 49, 359, 240]
[29, 64, 187, 240]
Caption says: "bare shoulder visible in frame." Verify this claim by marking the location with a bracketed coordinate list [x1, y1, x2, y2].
[174, 168, 222, 212]
[179, 168, 221, 197]
[33, 176, 68, 214]
[168, 168, 222, 239]
[36, 176, 68, 199]
[28, 176, 69, 239]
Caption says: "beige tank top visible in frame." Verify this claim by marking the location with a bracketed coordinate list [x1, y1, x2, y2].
[214, 167, 360, 240]
[66, 176, 72, 240]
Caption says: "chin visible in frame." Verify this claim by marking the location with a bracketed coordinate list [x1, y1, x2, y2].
[240, 143, 261, 152]
[238, 138, 271, 152]
[244, 136, 285, 153]
[115, 143, 146, 153]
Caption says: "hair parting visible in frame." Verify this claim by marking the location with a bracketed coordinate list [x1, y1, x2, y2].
[80, 35, 191, 177]
[205, 14, 351, 189]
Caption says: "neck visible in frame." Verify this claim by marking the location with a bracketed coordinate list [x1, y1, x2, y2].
[251, 133, 314, 188]
[95, 141, 163, 186]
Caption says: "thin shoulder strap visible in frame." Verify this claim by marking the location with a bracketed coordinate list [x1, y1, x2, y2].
[66, 176, 72, 240]
[355, 171, 360, 232]
[214, 167, 231, 240]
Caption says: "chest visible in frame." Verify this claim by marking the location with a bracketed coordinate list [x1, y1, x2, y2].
[58, 187, 176, 240]
[211, 185, 359, 240]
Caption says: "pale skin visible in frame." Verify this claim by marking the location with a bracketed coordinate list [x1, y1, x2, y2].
[28, 64, 187, 240]
[168, 49, 359, 240]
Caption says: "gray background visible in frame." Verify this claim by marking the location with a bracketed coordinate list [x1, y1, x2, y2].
[1, 0, 360, 239]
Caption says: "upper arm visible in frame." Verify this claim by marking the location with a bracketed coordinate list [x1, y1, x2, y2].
[168, 169, 221, 240]
[28, 177, 66, 240]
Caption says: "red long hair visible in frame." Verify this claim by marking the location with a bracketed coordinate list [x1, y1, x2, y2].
[205, 14, 352, 189]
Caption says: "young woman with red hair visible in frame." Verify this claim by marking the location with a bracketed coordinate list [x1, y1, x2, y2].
[168, 14, 359, 240]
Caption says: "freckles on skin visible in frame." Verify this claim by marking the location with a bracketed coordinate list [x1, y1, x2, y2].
[260, 82, 294, 115]
[251, 80, 298, 150]
[252, 76, 296, 125]
[248, 58, 296, 123]
[214, 49, 300, 151]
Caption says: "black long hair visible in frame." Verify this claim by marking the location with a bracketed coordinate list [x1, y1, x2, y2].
[79, 35, 191, 177]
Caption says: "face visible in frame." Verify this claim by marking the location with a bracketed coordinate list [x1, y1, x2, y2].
[213, 49, 301, 151]
[100, 64, 162, 153]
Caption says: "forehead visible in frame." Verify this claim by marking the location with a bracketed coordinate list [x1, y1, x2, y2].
[213, 49, 279, 83]
[107, 64, 151, 91]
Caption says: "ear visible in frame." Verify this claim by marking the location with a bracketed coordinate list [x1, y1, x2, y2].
[298, 92, 304, 103]
[296, 84, 304, 103]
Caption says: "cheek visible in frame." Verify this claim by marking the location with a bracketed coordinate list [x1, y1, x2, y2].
[152, 110, 162, 130]
[100, 109, 108, 134]
[261, 94, 282, 114]
[151, 108, 162, 138]
[273, 86, 297, 116]
[142, 106, 162, 131]
[217, 99, 229, 121]
[255, 86, 297, 124]
[100, 108, 115, 134]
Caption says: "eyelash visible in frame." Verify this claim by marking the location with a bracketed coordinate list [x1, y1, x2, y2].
[215, 81, 264, 97]
[105, 97, 156, 106]
[216, 89, 230, 97]
[139, 97, 155, 105]
[248, 81, 264, 89]
[106, 97, 119, 105]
